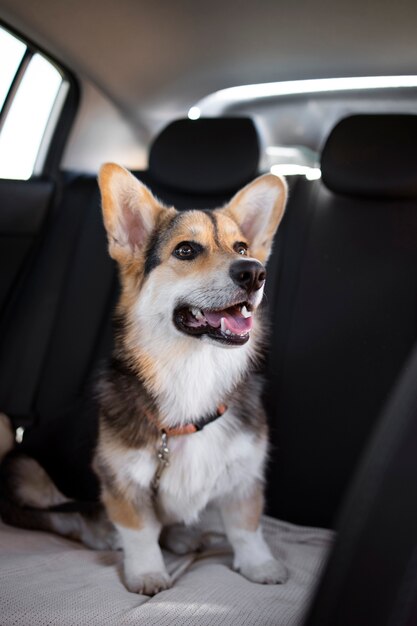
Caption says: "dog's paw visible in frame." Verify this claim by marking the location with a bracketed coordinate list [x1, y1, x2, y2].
[124, 570, 172, 595]
[237, 558, 288, 585]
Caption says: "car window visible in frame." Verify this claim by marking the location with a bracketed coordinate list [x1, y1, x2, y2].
[0, 26, 26, 110]
[0, 26, 68, 180]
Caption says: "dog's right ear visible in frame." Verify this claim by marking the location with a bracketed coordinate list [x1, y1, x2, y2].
[98, 163, 164, 264]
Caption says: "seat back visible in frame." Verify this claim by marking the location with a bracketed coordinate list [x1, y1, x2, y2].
[306, 338, 417, 625]
[265, 114, 417, 527]
[0, 178, 55, 317]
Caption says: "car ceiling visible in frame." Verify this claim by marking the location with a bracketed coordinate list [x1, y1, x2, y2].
[1, 0, 417, 158]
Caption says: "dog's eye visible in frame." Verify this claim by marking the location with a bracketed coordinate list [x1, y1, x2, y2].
[234, 242, 248, 256]
[173, 241, 202, 260]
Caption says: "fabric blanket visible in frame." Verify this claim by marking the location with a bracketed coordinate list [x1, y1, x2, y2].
[0, 514, 333, 625]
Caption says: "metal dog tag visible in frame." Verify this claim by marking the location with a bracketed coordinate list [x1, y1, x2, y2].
[152, 431, 170, 494]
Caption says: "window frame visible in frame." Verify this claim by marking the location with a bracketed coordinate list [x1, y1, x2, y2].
[0, 20, 80, 179]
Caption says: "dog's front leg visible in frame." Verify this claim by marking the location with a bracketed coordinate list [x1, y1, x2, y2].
[219, 482, 288, 584]
[102, 488, 171, 595]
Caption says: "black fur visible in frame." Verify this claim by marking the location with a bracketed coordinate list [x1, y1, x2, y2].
[97, 359, 160, 449]
[144, 212, 184, 275]
[201, 209, 221, 248]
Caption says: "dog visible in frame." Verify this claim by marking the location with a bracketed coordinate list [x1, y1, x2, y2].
[0, 164, 287, 595]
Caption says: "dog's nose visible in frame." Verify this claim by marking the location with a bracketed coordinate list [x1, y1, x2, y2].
[229, 259, 266, 293]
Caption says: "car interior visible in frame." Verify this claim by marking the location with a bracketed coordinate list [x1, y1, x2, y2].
[0, 1, 417, 625]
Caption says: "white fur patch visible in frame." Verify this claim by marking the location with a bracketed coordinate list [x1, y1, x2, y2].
[220, 524, 288, 584]
[116, 524, 171, 594]
[106, 447, 157, 490]
[156, 414, 267, 525]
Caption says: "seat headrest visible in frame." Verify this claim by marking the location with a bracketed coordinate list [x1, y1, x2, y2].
[321, 114, 417, 199]
[148, 118, 259, 194]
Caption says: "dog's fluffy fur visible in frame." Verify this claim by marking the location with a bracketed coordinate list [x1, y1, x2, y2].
[0, 165, 287, 595]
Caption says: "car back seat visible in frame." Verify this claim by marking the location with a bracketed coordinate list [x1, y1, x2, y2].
[3, 112, 415, 532]
[265, 114, 417, 528]
[0, 173, 118, 497]
[2, 112, 417, 625]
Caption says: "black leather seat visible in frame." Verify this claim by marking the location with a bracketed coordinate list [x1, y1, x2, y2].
[265, 114, 417, 528]
[306, 337, 417, 626]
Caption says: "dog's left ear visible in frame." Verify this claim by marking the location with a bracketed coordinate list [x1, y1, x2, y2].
[98, 163, 165, 265]
[222, 174, 287, 264]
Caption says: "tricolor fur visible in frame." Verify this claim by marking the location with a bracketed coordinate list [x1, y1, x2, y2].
[0, 165, 287, 595]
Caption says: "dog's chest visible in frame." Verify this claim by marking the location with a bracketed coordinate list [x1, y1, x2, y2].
[115, 418, 266, 525]
[144, 337, 253, 426]
[155, 421, 266, 524]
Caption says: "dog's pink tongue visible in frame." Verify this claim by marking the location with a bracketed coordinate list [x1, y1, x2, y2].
[204, 309, 253, 334]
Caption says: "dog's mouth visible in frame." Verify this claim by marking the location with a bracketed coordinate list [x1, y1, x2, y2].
[173, 302, 253, 345]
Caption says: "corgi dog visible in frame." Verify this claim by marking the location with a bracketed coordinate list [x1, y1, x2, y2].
[0, 164, 287, 595]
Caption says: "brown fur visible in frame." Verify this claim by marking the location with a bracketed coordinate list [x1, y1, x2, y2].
[102, 490, 144, 530]
[221, 481, 265, 532]
[99, 163, 169, 267]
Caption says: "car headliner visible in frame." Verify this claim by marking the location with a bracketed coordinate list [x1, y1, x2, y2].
[1, 0, 417, 165]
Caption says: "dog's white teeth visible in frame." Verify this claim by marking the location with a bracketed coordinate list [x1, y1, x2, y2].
[220, 318, 232, 336]
[191, 307, 204, 320]
[241, 305, 252, 318]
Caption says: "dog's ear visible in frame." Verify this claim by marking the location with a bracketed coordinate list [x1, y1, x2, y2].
[98, 163, 164, 264]
[222, 174, 287, 264]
